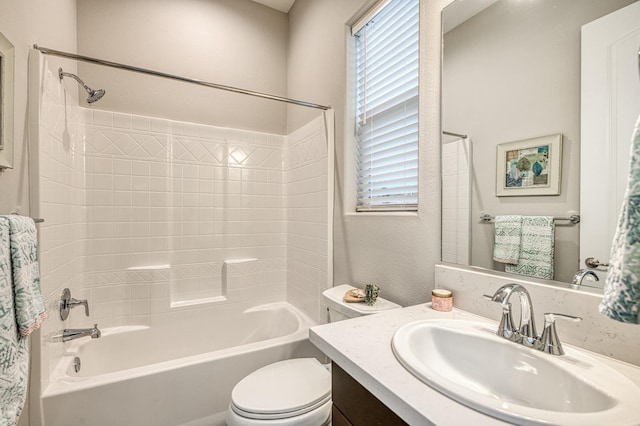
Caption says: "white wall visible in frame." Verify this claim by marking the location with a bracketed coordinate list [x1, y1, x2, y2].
[77, 0, 288, 134]
[287, 0, 446, 307]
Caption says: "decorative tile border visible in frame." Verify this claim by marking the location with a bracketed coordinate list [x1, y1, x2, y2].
[83, 111, 286, 169]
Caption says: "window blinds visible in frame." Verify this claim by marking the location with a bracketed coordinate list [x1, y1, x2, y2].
[354, 0, 419, 211]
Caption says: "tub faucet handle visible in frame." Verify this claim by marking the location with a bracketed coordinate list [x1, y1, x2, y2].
[69, 298, 89, 316]
[90, 324, 101, 339]
[60, 288, 90, 320]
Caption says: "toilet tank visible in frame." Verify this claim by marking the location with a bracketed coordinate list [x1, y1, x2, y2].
[322, 284, 401, 322]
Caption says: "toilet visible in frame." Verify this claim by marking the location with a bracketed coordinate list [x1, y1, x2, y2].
[225, 284, 401, 426]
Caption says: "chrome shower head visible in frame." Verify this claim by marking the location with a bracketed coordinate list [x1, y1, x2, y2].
[87, 88, 106, 104]
[58, 67, 106, 104]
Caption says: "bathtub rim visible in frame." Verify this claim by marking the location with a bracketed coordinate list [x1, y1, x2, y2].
[43, 301, 317, 398]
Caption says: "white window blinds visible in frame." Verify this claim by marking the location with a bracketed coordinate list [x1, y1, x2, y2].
[354, 0, 419, 212]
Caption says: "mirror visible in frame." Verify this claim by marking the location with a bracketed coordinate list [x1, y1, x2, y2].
[441, 0, 639, 287]
[0, 31, 14, 169]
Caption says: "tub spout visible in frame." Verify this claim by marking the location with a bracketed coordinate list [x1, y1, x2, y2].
[56, 324, 101, 342]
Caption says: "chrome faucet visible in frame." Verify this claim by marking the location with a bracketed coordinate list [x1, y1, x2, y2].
[571, 269, 600, 287]
[59, 288, 90, 320]
[483, 283, 538, 347]
[56, 324, 101, 342]
[484, 284, 582, 355]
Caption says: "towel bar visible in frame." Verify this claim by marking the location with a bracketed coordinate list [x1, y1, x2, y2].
[9, 212, 45, 223]
[480, 213, 580, 225]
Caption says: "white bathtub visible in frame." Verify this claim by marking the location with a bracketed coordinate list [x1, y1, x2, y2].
[42, 302, 323, 426]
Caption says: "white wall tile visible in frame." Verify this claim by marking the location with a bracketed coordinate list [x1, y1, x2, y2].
[150, 118, 169, 134]
[113, 112, 132, 129]
[93, 110, 114, 127]
[132, 115, 151, 131]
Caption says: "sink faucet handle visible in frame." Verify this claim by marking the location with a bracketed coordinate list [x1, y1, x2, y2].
[497, 303, 518, 341]
[539, 313, 582, 355]
[544, 313, 582, 322]
[483, 295, 519, 341]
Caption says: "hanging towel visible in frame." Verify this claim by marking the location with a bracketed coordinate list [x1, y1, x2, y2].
[493, 215, 522, 264]
[600, 115, 640, 324]
[505, 216, 555, 280]
[0, 215, 47, 425]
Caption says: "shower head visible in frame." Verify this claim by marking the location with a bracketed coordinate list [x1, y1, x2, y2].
[58, 67, 106, 104]
[87, 88, 106, 104]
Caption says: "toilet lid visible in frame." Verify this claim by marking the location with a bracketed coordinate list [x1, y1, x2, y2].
[231, 358, 331, 420]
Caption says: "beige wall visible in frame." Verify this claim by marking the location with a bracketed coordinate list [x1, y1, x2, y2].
[0, 0, 77, 218]
[77, 0, 288, 134]
[0, 3, 77, 424]
[287, 0, 449, 306]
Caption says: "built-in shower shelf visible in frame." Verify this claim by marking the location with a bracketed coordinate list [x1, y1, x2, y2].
[171, 296, 227, 308]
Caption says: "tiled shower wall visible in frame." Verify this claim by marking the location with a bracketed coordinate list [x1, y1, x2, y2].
[285, 116, 329, 323]
[35, 60, 329, 391]
[36, 63, 87, 392]
[441, 138, 471, 265]
[80, 107, 289, 324]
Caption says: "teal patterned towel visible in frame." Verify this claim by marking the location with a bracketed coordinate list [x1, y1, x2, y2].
[505, 216, 555, 280]
[0, 215, 47, 425]
[493, 215, 522, 264]
[600, 115, 640, 324]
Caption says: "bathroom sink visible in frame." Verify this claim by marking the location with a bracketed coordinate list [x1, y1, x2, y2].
[392, 319, 640, 425]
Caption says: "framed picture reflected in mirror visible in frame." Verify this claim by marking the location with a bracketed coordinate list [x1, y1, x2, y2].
[496, 133, 562, 197]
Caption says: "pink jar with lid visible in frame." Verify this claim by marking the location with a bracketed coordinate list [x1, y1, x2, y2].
[432, 289, 453, 312]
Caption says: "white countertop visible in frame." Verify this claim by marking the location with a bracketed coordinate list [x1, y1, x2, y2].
[309, 303, 640, 426]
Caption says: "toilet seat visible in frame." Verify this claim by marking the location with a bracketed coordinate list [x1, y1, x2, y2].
[231, 394, 331, 420]
[226, 400, 331, 426]
[229, 358, 331, 423]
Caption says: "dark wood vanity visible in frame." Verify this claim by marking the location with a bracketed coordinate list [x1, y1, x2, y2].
[331, 362, 408, 426]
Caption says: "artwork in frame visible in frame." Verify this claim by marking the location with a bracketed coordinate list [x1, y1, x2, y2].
[496, 134, 562, 197]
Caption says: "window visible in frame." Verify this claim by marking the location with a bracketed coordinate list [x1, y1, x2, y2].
[353, 0, 419, 212]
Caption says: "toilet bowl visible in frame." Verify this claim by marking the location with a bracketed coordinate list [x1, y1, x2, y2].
[226, 358, 332, 426]
[226, 284, 401, 426]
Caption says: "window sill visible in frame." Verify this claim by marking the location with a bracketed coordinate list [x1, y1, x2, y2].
[344, 211, 419, 218]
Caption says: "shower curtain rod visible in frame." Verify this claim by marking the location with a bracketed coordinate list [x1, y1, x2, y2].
[442, 130, 468, 139]
[33, 45, 331, 111]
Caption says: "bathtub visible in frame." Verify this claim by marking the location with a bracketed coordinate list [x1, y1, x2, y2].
[41, 302, 324, 426]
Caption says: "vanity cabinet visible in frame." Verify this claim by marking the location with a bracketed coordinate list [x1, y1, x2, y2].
[331, 362, 408, 426]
